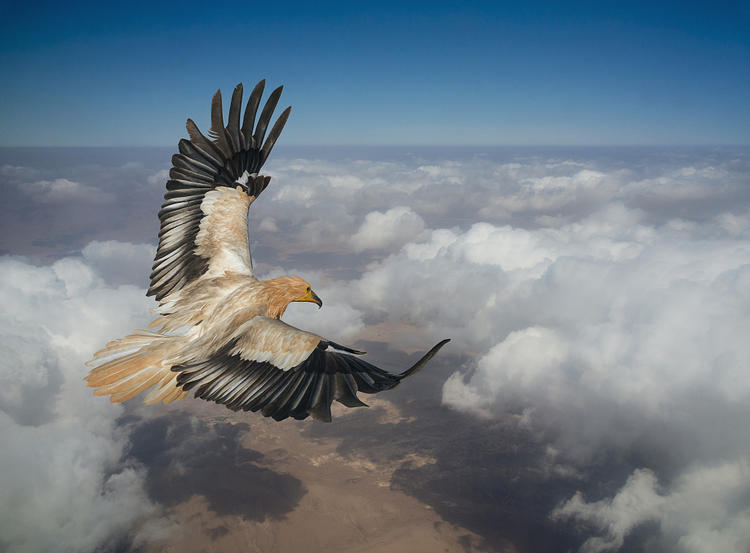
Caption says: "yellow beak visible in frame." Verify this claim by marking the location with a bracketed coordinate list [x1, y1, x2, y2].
[298, 289, 323, 308]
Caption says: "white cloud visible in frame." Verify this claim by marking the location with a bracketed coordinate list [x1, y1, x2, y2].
[81, 240, 156, 286]
[479, 167, 617, 217]
[552, 462, 750, 553]
[552, 468, 665, 553]
[20, 178, 113, 203]
[311, 155, 750, 551]
[342, 199, 750, 418]
[351, 206, 426, 252]
[147, 168, 169, 186]
[443, 326, 569, 415]
[0, 246, 160, 553]
[253, 155, 738, 270]
[629, 165, 731, 201]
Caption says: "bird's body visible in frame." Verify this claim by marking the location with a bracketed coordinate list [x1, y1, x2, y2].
[86, 80, 448, 421]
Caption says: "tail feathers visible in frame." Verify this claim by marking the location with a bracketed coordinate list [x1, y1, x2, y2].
[85, 336, 187, 405]
[88, 330, 165, 364]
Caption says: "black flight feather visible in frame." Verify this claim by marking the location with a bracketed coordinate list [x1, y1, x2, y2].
[171, 339, 450, 422]
[226, 83, 243, 152]
[148, 79, 290, 301]
[241, 80, 265, 147]
[260, 106, 291, 166]
[253, 85, 283, 150]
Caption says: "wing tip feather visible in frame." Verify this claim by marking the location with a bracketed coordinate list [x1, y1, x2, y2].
[397, 339, 451, 380]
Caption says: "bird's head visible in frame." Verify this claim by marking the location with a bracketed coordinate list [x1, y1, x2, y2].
[263, 276, 322, 318]
[287, 276, 323, 308]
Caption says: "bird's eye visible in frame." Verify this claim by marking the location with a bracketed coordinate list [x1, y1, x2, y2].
[306, 286, 311, 292]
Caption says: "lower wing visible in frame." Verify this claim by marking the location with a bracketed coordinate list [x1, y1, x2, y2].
[173, 316, 450, 422]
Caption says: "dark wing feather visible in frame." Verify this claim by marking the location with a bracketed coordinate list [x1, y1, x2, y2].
[261, 107, 292, 166]
[148, 80, 291, 302]
[173, 339, 451, 422]
[226, 84, 243, 153]
[241, 80, 265, 148]
[253, 86, 283, 149]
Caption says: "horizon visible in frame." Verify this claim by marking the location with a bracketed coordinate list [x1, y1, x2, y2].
[3, 143, 750, 148]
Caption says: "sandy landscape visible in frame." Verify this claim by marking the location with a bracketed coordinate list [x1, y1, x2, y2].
[137, 399, 502, 553]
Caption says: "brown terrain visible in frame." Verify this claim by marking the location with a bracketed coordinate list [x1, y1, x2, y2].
[138, 398, 509, 553]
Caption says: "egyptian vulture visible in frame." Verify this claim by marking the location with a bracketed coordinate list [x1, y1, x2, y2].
[85, 80, 449, 422]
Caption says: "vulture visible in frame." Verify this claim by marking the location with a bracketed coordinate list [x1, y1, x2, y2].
[85, 80, 449, 422]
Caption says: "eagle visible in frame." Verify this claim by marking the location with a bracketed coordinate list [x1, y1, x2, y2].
[85, 80, 449, 422]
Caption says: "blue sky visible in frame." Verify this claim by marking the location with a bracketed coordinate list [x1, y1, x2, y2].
[1, 1, 749, 146]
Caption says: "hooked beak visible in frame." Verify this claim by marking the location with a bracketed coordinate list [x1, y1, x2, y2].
[298, 288, 323, 309]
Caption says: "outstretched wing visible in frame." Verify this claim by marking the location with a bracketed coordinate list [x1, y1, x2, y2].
[148, 80, 291, 302]
[171, 316, 450, 422]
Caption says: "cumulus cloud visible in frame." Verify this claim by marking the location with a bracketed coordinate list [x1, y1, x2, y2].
[0, 246, 161, 552]
[350, 206, 426, 251]
[552, 462, 750, 553]
[346, 199, 750, 550]
[81, 240, 156, 286]
[435, 209, 750, 423]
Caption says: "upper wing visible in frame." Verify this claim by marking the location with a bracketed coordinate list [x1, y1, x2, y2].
[171, 316, 450, 422]
[148, 80, 291, 302]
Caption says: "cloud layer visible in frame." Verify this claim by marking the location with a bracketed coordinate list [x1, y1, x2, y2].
[2, 146, 749, 552]
[0, 245, 159, 552]
[263, 149, 750, 552]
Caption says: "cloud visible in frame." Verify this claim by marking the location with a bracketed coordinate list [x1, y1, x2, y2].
[258, 217, 279, 232]
[552, 461, 750, 553]
[147, 168, 169, 186]
[20, 178, 114, 202]
[436, 209, 750, 430]
[350, 206, 426, 251]
[347, 200, 750, 550]
[0, 334, 62, 427]
[0, 245, 160, 553]
[264, 151, 750, 242]
[81, 240, 156, 287]
[285, 151, 750, 551]
[0, 156, 163, 258]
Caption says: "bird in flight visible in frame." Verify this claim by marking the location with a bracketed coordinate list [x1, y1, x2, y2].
[86, 80, 449, 422]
